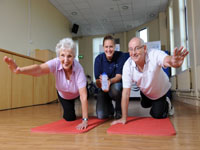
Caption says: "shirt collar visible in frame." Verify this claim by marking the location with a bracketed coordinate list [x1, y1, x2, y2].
[103, 52, 116, 62]
[145, 52, 150, 63]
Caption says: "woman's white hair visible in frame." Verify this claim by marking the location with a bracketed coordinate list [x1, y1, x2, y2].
[55, 38, 76, 57]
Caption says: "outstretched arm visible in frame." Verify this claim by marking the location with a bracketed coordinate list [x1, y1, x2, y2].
[164, 46, 189, 68]
[111, 88, 131, 125]
[3, 56, 50, 76]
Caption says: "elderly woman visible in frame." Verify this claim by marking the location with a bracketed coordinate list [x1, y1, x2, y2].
[3, 38, 88, 130]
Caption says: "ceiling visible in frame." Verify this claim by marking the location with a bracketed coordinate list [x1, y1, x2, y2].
[49, 0, 169, 37]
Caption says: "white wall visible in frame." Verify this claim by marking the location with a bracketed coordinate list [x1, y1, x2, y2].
[0, 0, 71, 56]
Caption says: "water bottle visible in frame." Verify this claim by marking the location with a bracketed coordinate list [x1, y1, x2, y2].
[101, 72, 108, 91]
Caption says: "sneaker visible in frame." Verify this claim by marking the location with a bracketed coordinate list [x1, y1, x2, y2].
[166, 97, 175, 116]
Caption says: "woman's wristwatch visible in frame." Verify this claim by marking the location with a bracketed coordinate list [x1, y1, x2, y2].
[82, 118, 88, 121]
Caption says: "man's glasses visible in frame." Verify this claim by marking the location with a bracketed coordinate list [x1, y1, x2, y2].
[129, 45, 144, 52]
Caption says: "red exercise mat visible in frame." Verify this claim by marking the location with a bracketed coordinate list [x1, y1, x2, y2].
[31, 117, 107, 134]
[107, 117, 176, 136]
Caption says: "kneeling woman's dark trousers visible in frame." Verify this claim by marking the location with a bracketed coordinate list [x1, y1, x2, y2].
[96, 82, 122, 119]
[57, 92, 77, 121]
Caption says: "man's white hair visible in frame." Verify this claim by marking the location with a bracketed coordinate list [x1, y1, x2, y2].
[129, 37, 145, 46]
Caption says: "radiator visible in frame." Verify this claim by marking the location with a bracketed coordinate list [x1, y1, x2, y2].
[170, 75, 177, 90]
[177, 68, 191, 91]
[196, 66, 200, 92]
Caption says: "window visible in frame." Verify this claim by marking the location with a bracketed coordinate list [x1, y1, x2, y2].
[169, 0, 189, 75]
[136, 28, 148, 43]
[74, 40, 79, 61]
[169, 1, 175, 75]
[179, 0, 189, 71]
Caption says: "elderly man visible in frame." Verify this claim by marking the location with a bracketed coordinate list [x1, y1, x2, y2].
[112, 37, 189, 125]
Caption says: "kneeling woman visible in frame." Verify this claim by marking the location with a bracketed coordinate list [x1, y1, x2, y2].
[3, 38, 88, 130]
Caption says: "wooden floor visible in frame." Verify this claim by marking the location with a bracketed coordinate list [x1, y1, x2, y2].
[0, 98, 200, 150]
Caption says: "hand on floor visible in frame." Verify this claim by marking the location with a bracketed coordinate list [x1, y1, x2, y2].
[111, 118, 126, 125]
[76, 120, 88, 130]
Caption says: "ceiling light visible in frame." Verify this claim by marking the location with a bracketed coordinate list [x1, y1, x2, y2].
[122, 5, 128, 10]
[71, 12, 77, 15]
